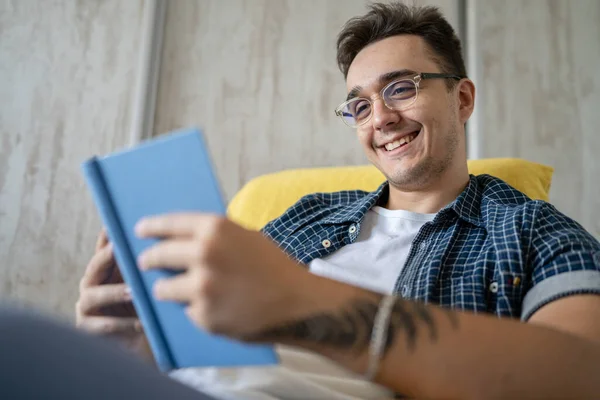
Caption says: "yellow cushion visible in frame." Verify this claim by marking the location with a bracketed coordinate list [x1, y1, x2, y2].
[227, 158, 554, 231]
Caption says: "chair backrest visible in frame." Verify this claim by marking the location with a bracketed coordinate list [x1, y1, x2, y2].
[227, 158, 554, 231]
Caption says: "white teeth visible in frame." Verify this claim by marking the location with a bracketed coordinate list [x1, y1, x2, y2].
[385, 141, 401, 151]
[384, 132, 417, 151]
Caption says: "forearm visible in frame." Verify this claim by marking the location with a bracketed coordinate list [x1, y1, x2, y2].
[250, 277, 600, 400]
[370, 300, 600, 399]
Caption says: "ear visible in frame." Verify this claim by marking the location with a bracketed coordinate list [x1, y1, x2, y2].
[456, 79, 476, 124]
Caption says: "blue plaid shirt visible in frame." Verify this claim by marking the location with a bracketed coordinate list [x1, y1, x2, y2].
[261, 174, 600, 320]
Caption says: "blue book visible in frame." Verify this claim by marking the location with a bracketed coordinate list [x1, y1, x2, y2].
[81, 127, 279, 372]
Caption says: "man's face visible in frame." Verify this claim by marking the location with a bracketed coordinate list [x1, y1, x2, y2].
[345, 35, 467, 189]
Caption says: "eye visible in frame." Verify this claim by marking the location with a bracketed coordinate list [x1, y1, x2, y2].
[385, 80, 416, 101]
[350, 100, 371, 120]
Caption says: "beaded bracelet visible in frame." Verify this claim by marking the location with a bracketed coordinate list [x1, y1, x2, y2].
[364, 294, 396, 381]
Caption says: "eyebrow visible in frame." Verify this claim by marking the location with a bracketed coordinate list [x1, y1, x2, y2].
[346, 69, 418, 101]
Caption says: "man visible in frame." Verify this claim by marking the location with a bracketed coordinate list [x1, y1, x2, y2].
[76, 3, 600, 399]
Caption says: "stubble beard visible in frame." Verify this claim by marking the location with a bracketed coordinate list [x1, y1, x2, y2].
[385, 126, 459, 190]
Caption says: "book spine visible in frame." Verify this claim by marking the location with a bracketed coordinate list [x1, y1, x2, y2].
[82, 158, 175, 371]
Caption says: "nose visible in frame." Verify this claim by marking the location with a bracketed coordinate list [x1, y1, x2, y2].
[371, 97, 400, 131]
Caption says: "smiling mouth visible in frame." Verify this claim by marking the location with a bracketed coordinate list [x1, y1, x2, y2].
[382, 131, 420, 151]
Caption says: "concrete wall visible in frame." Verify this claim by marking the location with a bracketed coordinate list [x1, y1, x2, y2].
[468, 0, 600, 238]
[2, 0, 597, 320]
[0, 0, 145, 315]
[154, 0, 459, 201]
[0, 0, 458, 318]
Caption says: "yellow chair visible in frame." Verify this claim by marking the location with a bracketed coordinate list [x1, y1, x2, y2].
[227, 158, 554, 231]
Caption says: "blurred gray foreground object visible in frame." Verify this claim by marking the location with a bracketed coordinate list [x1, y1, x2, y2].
[0, 305, 218, 400]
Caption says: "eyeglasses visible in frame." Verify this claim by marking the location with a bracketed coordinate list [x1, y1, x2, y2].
[334, 72, 463, 128]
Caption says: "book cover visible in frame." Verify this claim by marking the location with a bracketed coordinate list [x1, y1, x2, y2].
[81, 127, 279, 372]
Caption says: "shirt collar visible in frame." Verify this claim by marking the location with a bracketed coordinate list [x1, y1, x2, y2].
[442, 175, 485, 227]
[321, 181, 389, 224]
[321, 175, 485, 227]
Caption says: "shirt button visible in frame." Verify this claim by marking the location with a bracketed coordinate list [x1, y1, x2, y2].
[489, 282, 499, 293]
[401, 285, 409, 297]
[321, 239, 331, 248]
[349, 225, 357, 234]
[419, 241, 427, 251]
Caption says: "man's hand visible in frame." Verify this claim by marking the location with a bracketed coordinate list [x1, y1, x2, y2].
[76, 229, 152, 361]
[135, 213, 600, 399]
[135, 213, 328, 341]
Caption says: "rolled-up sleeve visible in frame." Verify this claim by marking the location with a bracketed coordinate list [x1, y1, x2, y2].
[521, 203, 600, 321]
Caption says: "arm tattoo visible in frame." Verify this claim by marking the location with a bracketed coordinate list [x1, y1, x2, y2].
[249, 296, 459, 356]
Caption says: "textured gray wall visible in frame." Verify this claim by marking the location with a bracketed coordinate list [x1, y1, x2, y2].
[6, 0, 598, 320]
[0, 0, 145, 316]
[154, 0, 459, 201]
[470, 0, 600, 239]
[0, 0, 457, 317]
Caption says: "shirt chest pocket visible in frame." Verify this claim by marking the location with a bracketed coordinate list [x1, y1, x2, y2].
[489, 271, 527, 317]
[448, 271, 527, 317]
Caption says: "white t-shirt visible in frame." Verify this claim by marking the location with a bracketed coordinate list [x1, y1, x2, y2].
[310, 206, 436, 294]
[170, 207, 435, 400]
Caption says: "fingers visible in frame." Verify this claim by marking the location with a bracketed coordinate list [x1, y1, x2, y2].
[135, 213, 221, 239]
[153, 271, 204, 303]
[137, 240, 200, 271]
[77, 316, 142, 336]
[80, 243, 116, 289]
[78, 283, 131, 315]
[95, 228, 109, 252]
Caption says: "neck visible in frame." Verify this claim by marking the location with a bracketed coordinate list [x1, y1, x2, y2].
[384, 165, 470, 214]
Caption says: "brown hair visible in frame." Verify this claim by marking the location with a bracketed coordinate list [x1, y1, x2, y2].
[336, 2, 466, 84]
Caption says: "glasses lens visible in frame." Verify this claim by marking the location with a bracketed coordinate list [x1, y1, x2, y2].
[339, 99, 371, 127]
[383, 80, 417, 108]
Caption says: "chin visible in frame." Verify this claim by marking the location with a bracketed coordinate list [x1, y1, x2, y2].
[382, 159, 433, 188]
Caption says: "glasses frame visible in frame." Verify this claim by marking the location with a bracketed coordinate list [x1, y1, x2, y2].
[334, 72, 464, 128]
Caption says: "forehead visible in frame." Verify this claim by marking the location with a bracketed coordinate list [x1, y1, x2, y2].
[346, 35, 440, 92]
